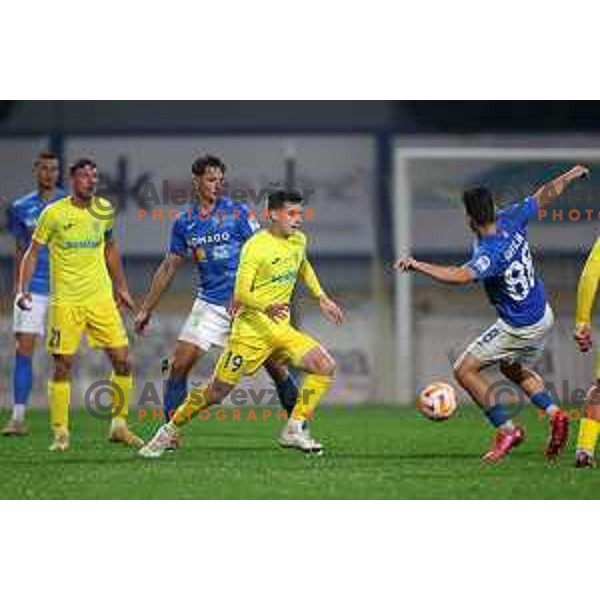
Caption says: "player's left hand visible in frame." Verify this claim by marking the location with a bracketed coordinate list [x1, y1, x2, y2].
[568, 165, 590, 181]
[574, 323, 593, 353]
[228, 297, 242, 318]
[319, 295, 344, 325]
[394, 257, 418, 272]
[115, 287, 137, 314]
[265, 303, 290, 322]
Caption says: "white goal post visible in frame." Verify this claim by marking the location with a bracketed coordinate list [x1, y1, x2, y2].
[393, 141, 600, 403]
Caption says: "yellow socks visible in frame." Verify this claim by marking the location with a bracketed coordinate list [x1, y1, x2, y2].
[48, 380, 70, 432]
[292, 374, 333, 421]
[171, 386, 210, 427]
[577, 418, 600, 456]
[110, 372, 133, 424]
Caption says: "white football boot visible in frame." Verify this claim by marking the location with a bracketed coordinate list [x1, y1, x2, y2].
[278, 419, 323, 454]
[138, 423, 177, 458]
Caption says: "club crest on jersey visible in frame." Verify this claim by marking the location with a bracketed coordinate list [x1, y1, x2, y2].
[194, 247, 206, 262]
[474, 255, 491, 273]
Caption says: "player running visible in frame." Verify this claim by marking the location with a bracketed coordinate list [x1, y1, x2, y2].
[573, 236, 600, 468]
[139, 190, 344, 458]
[16, 158, 142, 452]
[396, 165, 590, 463]
[3, 152, 65, 436]
[133, 155, 301, 446]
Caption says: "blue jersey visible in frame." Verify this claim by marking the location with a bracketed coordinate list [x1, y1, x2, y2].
[169, 197, 260, 306]
[465, 196, 547, 328]
[7, 189, 65, 295]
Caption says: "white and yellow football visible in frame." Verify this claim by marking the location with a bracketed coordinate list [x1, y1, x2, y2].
[417, 381, 458, 421]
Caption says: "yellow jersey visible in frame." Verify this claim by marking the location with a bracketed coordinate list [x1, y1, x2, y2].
[232, 229, 324, 343]
[33, 196, 115, 306]
[576, 237, 600, 326]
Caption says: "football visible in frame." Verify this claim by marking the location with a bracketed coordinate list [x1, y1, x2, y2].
[417, 381, 458, 421]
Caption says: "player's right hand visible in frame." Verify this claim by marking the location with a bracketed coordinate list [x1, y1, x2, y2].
[574, 323, 593, 353]
[16, 291, 32, 311]
[265, 303, 289, 322]
[134, 309, 151, 335]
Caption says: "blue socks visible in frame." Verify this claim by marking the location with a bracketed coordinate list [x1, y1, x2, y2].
[531, 391, 556, 412]
[13, 354, 33, 407]
[275, 372, 299, 416]
[164, 377, 187, 421]
[485, 404, 511, 428]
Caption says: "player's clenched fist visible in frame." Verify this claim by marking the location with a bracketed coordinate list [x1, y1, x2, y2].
[15, 291, 32, 311]
[574, 323, 593, 353]
[567, 165, 590, 181]
[394, 257, 418, 272]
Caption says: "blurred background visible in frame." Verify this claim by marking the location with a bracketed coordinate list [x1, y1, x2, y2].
[1, 100, 599, 408]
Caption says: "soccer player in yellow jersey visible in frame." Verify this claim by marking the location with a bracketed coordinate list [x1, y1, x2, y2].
[140, 190, 344, 457]
[574, 237, 600, 468]
[16, 158, 142, 452]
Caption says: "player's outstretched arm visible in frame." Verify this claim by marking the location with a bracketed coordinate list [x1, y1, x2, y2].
[105, 238, 136, 314]
[574, 239, 600, 352]
[16, 241, 41, 310]
[299, 259, 344, 325]
[134, 252, 184, 334]
[533, 165, 589, 208]
[395, 257, 475, 285]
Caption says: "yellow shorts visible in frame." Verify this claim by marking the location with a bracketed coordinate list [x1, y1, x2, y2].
[47, 300, 128, 355]
[214, 323, 321, 386]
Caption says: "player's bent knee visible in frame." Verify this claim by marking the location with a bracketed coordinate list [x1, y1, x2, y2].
[15, 334, 35, 357]
[52, 355, 73, 381]
[303, 348, 336, 377]
[208, 379, 234, 405]
[499, 361, 522, 381]
[112, 358, 131, 376]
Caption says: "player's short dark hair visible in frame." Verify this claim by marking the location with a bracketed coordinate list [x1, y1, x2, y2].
[192, 154, 226, 176]
[69, 157, 97, 176]
[34, 151, 59, 166]
[267, 190, 304, 211]
[462, 186, 495, 226]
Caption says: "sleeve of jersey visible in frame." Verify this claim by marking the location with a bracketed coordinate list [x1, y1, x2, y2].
[576, 239, 600, 325]
[465, 248, 500, 281]
[234, 241, 269, 311]
[168, 219, 187, 256]
[505, 196, 539, 228]
[32, 206, 53, 245]
[237, 204, 261, 241]
[299, 258, 324, 299]
[104, 216, 115, 241]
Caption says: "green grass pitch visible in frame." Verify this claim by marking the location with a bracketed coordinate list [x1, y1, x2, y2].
[0, 405, 598, 499]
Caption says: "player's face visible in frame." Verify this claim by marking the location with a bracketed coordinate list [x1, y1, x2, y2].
[71, 165, 98, 200]
[277, 202, 304, 236]
[35, 158, 60, 191]
[193, 167, 224, 203]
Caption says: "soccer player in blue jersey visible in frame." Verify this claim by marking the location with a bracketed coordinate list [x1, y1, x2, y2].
[396, 165, 590, 463]
[2, 152, 65, 436]
[134, 155, 299, 445]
